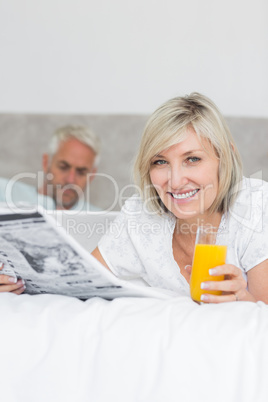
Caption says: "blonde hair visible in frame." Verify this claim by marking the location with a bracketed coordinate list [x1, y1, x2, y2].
[134, 92, 243, 214]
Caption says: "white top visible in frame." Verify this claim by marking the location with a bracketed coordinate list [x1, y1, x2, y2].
[99, 177, 268, 296]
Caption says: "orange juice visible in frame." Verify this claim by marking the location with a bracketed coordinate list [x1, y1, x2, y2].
[190, 244, 227, 302]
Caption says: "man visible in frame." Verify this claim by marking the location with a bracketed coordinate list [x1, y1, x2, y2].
[0, 125, 101, 211]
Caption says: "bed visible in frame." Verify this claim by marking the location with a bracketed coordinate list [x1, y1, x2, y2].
[1, 291, 268, 402]
[0, 211, 268, 402]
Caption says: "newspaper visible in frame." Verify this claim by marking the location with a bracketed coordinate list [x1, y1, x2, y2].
[0, 208, 172, 300]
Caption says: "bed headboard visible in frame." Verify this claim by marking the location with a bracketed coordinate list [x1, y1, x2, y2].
[0, 114, 268, 210]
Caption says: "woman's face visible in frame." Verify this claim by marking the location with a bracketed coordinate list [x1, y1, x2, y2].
[149, 127, 220, 222]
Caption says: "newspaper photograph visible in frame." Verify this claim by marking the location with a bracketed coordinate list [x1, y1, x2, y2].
[0, 209, 170, 300]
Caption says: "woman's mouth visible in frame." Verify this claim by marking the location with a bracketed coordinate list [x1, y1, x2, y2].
[169, 189, 199, 200]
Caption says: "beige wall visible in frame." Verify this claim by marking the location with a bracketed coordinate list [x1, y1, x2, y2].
[0, 114, 268, 210]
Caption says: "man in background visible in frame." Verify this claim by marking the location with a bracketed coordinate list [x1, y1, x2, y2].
[0, 125, 101, 211]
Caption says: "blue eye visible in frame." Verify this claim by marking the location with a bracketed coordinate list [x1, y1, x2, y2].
[153, 160, 167, 165]
[187, 157, 201, 163]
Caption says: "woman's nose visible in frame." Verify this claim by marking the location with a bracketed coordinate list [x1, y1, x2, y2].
[168, 166, 189, 189]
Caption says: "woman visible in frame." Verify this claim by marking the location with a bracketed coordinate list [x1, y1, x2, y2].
[92, 93, 268, 303]
[1, 93, 268, 302]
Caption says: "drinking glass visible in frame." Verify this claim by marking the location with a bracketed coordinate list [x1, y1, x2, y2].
[190, 225, 227, 302]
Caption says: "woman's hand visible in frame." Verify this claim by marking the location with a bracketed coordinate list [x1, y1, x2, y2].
[0, 263, 26, 295]
[199, 264, 256, 303]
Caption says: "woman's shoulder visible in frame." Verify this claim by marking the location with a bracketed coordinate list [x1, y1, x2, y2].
[229, 177, 268, 231]
[242, 176, 268, 189]
[235, 177, 268, 205]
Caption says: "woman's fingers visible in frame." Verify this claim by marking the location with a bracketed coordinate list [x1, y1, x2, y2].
[0, 274, 18, 285]
[209, 264, 242, 278]
[200, 293, 237, 303]
[183, 265, 192, 282]
[201, 278, 246, 293]
[0, 263, 26, 294]
[11, 285, 26, 295]
[184, 265, 192, 275]
[0, 278, 25, 293]
[200, 264, 247, 303]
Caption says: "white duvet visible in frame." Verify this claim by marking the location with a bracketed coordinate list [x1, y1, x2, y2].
[1, 293, 268, 402]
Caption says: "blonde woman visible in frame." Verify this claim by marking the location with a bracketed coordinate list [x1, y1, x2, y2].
[92, 93, 268, 303]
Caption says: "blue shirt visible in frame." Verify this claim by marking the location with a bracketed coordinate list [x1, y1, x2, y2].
[0, 177, 100, 211]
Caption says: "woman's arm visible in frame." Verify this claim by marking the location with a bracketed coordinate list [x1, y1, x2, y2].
[247, 259, 268, 303]
[91, 247, 111, 271]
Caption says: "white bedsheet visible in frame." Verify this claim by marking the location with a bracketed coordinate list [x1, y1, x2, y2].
[1, 293, 268, 402]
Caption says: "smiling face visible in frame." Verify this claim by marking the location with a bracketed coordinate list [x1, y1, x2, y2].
[149, 127, 220, 223]
[42, 138, 96, 209]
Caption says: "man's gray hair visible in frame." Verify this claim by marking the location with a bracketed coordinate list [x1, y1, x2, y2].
[48, 125, 101, 164]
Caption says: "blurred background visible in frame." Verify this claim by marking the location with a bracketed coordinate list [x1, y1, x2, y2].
[0, 0, 267, 116]
[0, 0, 267, 209]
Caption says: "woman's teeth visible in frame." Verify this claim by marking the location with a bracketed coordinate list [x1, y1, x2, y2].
[172, 189, 199, 199]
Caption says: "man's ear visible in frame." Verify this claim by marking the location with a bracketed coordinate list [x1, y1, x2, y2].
[88, 168, 97, 183]
[42, 154, 49, 173]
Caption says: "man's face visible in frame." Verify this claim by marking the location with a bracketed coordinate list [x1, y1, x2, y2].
[43, 138, 96, 209]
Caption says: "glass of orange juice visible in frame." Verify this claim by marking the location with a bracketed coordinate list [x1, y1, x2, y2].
[190, 225, 227, 303]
